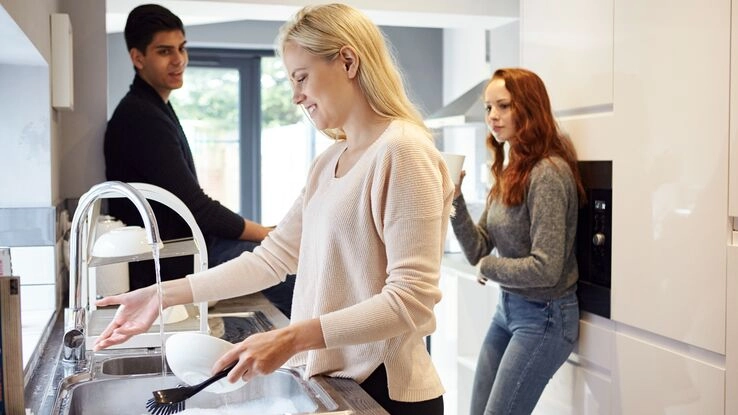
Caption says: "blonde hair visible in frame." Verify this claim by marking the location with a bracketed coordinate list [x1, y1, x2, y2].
[277, 3, 426, 140]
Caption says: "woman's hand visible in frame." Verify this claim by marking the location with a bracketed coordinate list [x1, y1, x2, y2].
[93, 285, 160, 350]
[453, 170, 467, 199]
[212, 318, 325, 383]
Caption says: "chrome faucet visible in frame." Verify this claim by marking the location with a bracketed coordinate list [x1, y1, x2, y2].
[62, 181, 161, 364]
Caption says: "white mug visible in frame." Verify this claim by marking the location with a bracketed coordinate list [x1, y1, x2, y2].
[441, 152, 466, 185]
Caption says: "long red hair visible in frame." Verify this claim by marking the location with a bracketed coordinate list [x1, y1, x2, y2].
[486, 68, 586, 206]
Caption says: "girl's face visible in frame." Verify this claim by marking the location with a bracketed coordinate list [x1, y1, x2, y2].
[282, 41, 355, 130]
[484, 78, 517, 143]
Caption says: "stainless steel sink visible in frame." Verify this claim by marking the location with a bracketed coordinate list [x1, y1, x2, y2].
[56, 368, 324, 414]
[101, 355, 168, 376]
[50, 350, 389, 415]
[37, 310, 388, 415]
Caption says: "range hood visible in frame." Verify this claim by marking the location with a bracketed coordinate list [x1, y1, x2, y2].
[424, 80, 487, 129]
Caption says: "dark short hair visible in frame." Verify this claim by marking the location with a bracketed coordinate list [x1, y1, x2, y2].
[124, 4, 185, 53]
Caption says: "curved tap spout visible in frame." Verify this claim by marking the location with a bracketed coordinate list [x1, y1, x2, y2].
[63, 181, 161, 364]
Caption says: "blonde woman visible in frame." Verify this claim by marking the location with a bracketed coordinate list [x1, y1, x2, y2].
[95, 4, 453, 414]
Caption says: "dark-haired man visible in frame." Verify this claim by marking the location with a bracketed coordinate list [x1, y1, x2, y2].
[104, 4, 295, 317]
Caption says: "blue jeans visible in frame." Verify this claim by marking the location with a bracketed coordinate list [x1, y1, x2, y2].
[208, 236, 296, 318]
[470, 290, 579, 415]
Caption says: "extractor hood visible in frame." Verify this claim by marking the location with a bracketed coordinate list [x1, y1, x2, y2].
[424, 80, 487, 129]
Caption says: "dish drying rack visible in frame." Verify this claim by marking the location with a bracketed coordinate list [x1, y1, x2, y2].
[78, 182, 209, 349]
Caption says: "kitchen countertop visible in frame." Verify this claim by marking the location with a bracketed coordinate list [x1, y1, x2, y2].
[208, 291, 290, 329]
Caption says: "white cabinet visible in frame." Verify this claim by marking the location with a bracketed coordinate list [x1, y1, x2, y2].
[522, 0, 730, 354]
[727, 245, 738, 414]
[436, 255, 613, 415]
[607, 0, 730, 354]
[535, 316, 614, 415]
[730, 0, 738, 218]
[521, 0, 613, 116]
[535, 358, 611, 415]
[434, 254, 497, 415]
[613, 332, 724, 414]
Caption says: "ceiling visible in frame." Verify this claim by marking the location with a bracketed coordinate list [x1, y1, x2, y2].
[106, 0, 517, 33]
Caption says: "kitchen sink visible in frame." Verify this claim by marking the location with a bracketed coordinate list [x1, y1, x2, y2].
[101, 355, 169, 376]
[55, 368, 326, 414]
[40, 309, 388, 414]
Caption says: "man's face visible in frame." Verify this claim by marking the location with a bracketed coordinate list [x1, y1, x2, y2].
[131, 29, 187, 101]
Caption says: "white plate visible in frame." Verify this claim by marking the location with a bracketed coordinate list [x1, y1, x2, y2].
[165, 332, 246, 394]
[154, 304, 189, 325]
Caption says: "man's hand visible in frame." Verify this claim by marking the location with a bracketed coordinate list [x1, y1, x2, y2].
[240, 219, 273, 241]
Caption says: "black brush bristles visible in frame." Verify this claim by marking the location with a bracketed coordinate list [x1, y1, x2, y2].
[145, 397, 186, 415]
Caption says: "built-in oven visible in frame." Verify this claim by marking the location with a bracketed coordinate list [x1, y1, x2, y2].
[576, 161, 612, 318]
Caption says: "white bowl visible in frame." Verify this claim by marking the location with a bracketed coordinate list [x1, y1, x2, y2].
[165, 332, 246, 394]
[91, 226, 162, 257]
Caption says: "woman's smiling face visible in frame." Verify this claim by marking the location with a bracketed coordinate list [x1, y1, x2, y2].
[283, 41, 355, 131]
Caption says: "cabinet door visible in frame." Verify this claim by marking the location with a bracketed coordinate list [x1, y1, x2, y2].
[522, 0, 730, 353]
[521, 0, 613, 116]
[535, 359, 611, 415]
[534, 316, 615, 414]
[727, 245, 738, 414]
[731, 0, 738, 217]
[613, 332, 724, 414]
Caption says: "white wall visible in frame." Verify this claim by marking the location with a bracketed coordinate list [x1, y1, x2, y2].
[0, 0, 60, 205]
[0, 0, 107, 203]
[0, 64, 51, 207]
[58, 0, 107, 200]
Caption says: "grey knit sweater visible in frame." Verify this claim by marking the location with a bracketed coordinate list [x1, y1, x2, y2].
[451, 156, 579, 300]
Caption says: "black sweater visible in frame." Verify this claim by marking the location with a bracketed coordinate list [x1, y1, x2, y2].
[104, 74, 244, 288]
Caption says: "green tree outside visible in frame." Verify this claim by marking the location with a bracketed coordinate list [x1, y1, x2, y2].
[171, 58, 302, 132]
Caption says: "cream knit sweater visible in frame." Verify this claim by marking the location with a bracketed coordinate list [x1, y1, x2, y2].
[188, 120, 454, 401]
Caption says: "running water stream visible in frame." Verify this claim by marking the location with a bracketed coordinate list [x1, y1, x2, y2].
[151, 243, 166, 377]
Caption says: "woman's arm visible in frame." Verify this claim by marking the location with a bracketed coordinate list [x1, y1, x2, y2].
[187, 190, 304, 303]
[451, 194, 496, 265]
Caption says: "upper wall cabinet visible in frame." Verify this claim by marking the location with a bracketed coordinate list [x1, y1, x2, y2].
[521, 0, 613, 116]
[521, 0, 730, 354]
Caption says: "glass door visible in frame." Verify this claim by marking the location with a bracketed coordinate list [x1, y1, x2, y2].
[259, 56, 331, 225]
[171, 66, 242, 213]
[171, 49, 326, 225]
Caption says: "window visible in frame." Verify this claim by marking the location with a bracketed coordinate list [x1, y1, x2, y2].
[171, 49, 330, 225]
